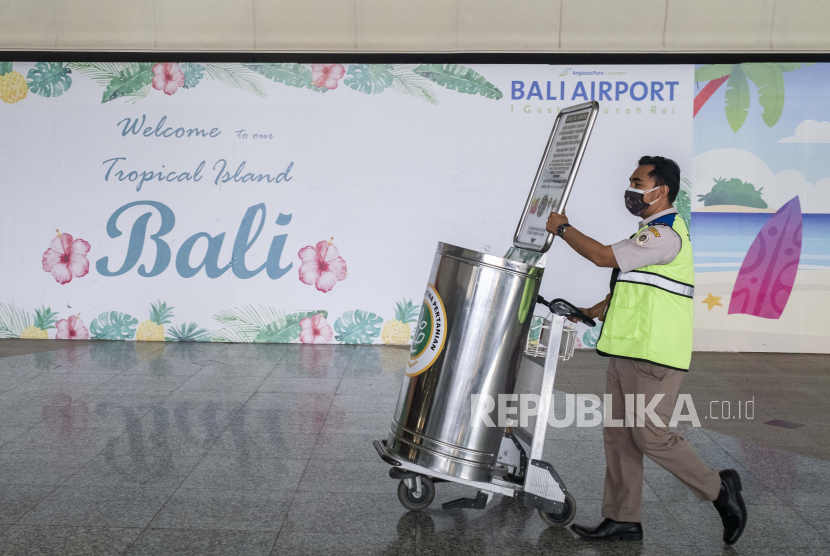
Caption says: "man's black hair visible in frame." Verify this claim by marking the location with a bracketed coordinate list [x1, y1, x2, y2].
[638, 155, 681, 203]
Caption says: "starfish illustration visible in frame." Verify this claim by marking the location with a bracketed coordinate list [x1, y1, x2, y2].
[702, 293, 723, 311]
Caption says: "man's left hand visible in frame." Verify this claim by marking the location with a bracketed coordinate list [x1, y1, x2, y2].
[546, 212, 569, 234]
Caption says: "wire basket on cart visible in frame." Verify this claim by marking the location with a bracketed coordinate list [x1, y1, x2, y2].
[525, 314, 578, 361]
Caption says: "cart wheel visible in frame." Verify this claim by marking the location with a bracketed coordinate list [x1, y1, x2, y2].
[505, 472, 524, 485]
[397, 476, 435, 512]
[539, 493, 576, 527]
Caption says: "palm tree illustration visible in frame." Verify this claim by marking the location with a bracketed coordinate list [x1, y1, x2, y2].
[694, 63, 812, 131]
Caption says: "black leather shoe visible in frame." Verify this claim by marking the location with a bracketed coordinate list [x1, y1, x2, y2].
[571, 518, 643, 541]
[713, 469, 747, 545]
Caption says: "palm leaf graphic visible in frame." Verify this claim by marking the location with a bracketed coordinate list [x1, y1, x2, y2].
[255, 311, 329, 343]
[211, 305, 284, 342]
[389, 65, 438, 105]
[0, 303, 32, 338]
[67, 62, 128, 86]
[201, 63, 266, 98]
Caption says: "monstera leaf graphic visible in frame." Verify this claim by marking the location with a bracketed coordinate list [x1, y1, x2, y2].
[89, 311, 139, 340]
[413, 64, 503, 100]
[181, 63, 205, 88]
[334, 310, 384, 344]
[254, 311, 329, 343]
[344, 64, 394, 94]
[245, 63, 328, 92]
[26, 62, 72, 98]
[102, 63, 154, 103]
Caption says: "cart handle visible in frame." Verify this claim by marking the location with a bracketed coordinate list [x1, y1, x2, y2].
[536, 296, 597, 328]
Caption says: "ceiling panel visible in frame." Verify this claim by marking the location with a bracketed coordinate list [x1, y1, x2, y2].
[2, 0, 830, 52]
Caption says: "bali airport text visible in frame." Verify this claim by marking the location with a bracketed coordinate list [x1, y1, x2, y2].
[511, 79, 680, 116]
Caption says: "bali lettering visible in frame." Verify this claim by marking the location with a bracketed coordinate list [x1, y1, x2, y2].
[95, 201, 293, 280]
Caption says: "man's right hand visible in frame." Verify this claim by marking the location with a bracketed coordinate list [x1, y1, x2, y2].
[568, 295, 611, 323]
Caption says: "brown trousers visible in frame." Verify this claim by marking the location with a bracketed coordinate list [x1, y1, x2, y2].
[602, 357, 721, 522]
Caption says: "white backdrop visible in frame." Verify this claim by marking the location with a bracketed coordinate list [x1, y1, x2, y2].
[0, 62, 693, 344]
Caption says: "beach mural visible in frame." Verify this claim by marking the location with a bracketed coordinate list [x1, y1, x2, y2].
[692, 63, 830, 352]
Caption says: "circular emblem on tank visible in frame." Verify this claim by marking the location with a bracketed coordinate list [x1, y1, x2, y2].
[406, 284, 447, 377]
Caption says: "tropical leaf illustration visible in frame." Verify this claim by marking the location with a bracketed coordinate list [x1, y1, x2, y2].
[334, 310, 383, 344]
[694, 62, 813, 130]
[724, 64, 749, 133]
[26, 62, 72, 98]
[67, 62, 128, 86]
[89, 311, 138, 340]
[102, 63, 154, 103]
[255, 311, 329, 343]
[0, 62, 14, 76]
[675, 178, 692, 230]
[388, 65, 438, 105]
[33, 306, 59, 330]
[211, 304, 286, 342]
[742, 63, 785, 128]
[125, 84, 152, 104]
[181, 63, 205, 89]
[344, 64, 394, 95]
[582, 323, 602, 348]
[244, 63, 327, 92]
[693, 64, 734, 82]
[413, 64, 503, 100]
[393, 299, 420, 324]
[0, 303, 32, 338]
[201, 63, 266, 98]
[166, 322, 210, 342]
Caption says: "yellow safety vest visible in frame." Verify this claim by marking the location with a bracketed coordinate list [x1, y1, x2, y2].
[596, 214, 694, 371]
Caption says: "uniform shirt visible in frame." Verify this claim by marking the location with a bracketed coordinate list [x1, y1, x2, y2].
[610, 208, 682, 273]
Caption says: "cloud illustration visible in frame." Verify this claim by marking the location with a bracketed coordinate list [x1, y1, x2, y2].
[778, 120, 830, 143]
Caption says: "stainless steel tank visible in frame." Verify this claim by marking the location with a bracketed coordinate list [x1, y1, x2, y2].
[386, 242, 544, 482]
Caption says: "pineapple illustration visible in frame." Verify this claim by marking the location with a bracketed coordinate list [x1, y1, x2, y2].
[381, 298, 420, 345]
[20, 306, 59, 339]
[136, 300, 174, 341]
[0, 71, 28, 104]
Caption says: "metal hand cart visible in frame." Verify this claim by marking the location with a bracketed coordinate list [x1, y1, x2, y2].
[374, 101, 599, 527]
[373, 243, 595, 527]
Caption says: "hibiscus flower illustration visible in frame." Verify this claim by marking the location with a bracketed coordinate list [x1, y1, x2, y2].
[298, 239, 348, 293]
[299, 313, 334, 344]
[152, 63, 185, 95]
[311, 64, 346, 90]
[55, 315, 89, 340]
[42, 230, 90, 285]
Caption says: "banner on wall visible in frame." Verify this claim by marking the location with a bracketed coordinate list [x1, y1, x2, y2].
[692, 63, 830, 353]
[1, 61, 699, 348]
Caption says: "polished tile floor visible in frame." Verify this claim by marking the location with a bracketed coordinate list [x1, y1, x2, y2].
[0, 339, 828, 555]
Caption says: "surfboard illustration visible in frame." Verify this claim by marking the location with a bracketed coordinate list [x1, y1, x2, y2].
[729, 196, 802, 319]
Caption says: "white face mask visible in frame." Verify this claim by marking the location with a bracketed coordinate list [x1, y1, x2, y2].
[624, 186, 661, 216]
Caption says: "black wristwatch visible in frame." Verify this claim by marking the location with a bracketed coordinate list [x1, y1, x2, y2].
[556, 223, 572, 238]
